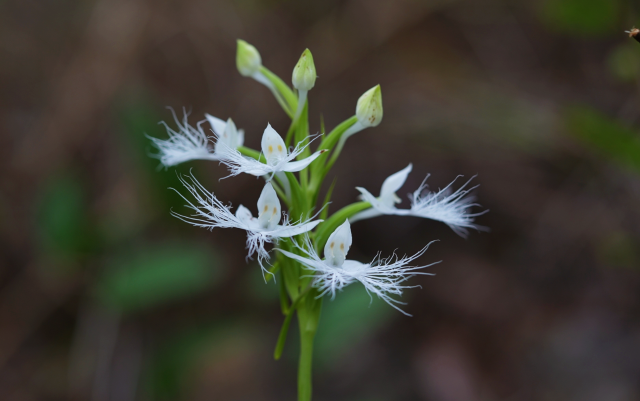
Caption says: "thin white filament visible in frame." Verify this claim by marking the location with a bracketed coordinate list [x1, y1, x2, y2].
[277, 236, 438, 316]
[148, 108, 219, 167]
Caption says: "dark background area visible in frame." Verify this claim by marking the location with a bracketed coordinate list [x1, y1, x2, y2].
[2, 0, 640, 400]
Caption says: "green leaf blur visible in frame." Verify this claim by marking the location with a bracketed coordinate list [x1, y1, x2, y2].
[94, 243, 220, 314]
[37, 173, 94, 262]
[566, 106, 640, 173]
[315, 285, 394, 366]
[539, 0, 621, 36]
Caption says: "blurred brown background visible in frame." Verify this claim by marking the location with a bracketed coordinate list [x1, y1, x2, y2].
[2, 0, 640, 400]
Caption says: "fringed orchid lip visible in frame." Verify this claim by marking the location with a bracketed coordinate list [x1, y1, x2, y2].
[171, 175, 322, 275]
[351, 164, 487, 237]
[276, 221, 438, 316]
[149, 109, 243, 168]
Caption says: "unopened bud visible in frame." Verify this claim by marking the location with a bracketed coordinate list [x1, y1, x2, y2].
[628, 27, 640, 43]
[356, 85, 383, 127]
[291, 49, 316, 91]
[236, 39, 262, 77]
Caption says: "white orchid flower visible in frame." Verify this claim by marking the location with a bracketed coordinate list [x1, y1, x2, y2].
[276, 220, 436, 316]
[149, 109, 244, 167]
[217, 124, 326, 178]
[172, 174, 322, 272]
[351, 164, 486, 237]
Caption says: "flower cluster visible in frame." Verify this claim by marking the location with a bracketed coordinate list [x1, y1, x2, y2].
[148, 40, 485, 314]
[148, 39, 485, 400]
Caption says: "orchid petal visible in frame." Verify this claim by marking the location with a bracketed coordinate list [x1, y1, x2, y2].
[278, 234, 437, 315]
[324, 220, 352, 267]
[353, 171, 485, 236]
[205, 113, 226, 137]
[280, 150, 326, 172]
[380, 164, 412, 206]
[408, 175, 487, 237]
[261, 124, 287, 165]
[276, 248, 327, 271]
[218, 124, 323, 178]
[172, 173, 322, 274]
[257, 182, 281, 230]
[235, 204, 256, 227]
[273, 220, 322, 238]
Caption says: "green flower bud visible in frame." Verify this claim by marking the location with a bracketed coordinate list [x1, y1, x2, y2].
[236, 39, 262, 77]
[291, 49, 316, 91]
[356, 85, 383, 127]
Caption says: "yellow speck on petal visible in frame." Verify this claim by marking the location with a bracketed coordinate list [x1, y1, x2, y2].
[272, 207, 277, 215]
[268, 145, 273, 153]
[330, 242, 334, 249]
[340, 243, 344, 251]
[278, 145, 283, 152]
[263, 205, 268, 212]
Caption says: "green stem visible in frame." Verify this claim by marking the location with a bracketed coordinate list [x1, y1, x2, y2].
[295, 289, 322, 401]
[259, 66, 298, 116]
[285, 119, 297, 147]
[314, 201, 371, 252]
[308, 116, 358, 193]
[298, 328, 315, 401]
[238, 146, 264, 162]
[274, 283, 313, 360]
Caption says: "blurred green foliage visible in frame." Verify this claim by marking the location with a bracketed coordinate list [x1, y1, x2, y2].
[566, 106, 640, 173]
[94, 243, 221, 315]
[244, 263, 280, 303]
[539, 0, 621, 36]
[315, 285, 394, 367]
[608, 41, 640, 82]
[118, 101, 200, 215]
[597, 232, 639, 270]
[147, 321, 256, 400]
[37, 173, 95, 264]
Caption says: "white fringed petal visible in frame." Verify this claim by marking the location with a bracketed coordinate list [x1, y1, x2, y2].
[407, 175, 486, 237]
[351, 166, 485, 237]
[149, 109, 219, 167]
[149, 109, 244, 168]
[276, 235, 437, 316]
[172, 174, 322, 272]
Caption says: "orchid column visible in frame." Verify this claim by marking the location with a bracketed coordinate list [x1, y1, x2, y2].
[147, 39, 485, 401]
